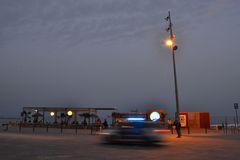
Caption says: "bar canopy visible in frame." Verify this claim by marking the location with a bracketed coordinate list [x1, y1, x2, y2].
[23, 107, 116, 113]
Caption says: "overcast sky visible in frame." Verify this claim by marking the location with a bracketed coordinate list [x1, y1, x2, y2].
[0, 0, 240, 117]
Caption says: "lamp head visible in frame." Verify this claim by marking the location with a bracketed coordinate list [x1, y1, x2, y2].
[165, 39, 173, 46]
[173, 45, 178, 50]
[67, 110, 73, 116]
[50, 112, 55, 117]
[164, 16, 169, 21]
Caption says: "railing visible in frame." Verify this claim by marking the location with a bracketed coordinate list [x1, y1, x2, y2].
[1, 120, 240, 136]
[1, 122, 105, 135]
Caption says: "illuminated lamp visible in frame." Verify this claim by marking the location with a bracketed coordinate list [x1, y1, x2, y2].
[150, 112, 160, 121]
[50, 112, 55, 117]
[165, 39, 173, 46]
[67, 110, 73, 116]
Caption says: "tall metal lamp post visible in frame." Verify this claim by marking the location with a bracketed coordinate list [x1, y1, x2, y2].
[164, 11, 180, 120]
[234, 103, 239, 127]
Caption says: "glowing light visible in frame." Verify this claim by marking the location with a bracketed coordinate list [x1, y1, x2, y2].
[127, 117, 145, 121]
[50, 112, 55, 117]
[121, 126, 134, 128]
[67, 110, 73, 116]
[165, 39, 173, 46]
[152, 129, 170, 133]
[150, 112, 160, 121]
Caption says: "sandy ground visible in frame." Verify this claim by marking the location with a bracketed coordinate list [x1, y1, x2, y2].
[0, 129, 240, 160]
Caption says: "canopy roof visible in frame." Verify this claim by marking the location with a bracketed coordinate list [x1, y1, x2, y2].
[23, 107, 116, 113]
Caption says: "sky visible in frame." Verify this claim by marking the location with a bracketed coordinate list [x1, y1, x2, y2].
[0, 0, 240, 117]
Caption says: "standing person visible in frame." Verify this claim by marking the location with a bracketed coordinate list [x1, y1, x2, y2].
[222, 122, 225, 133]
[103, 119, 108, 129]
[96, 118, 102, 131]
[82, 119, 87, 129]
[167, 119, 173, 129]
[174, 119, 181, 138]
[167, 118, 173, 134]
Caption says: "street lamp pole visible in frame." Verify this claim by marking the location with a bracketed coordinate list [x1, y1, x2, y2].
[172, 42, 180, 120]
[234, 103, 239, 127]
[165, 11, 180, 120]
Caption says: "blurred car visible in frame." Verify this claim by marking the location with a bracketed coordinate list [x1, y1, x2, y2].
[102, 121, 165, 144]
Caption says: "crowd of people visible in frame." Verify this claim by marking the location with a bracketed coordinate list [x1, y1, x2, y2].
[80, 118, 109, 130]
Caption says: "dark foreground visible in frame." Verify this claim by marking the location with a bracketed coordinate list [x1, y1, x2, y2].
[0, 131, 240, 160]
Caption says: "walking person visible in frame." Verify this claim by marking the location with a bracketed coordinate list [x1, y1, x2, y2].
[174, 119, 181, 138]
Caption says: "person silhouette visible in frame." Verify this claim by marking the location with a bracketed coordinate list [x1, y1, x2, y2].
[173, 119, 181, 138]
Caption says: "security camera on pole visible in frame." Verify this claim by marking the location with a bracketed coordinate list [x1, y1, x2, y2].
[164, 11, 180, 120]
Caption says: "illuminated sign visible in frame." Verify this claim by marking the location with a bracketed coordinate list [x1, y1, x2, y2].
[150, 112, 160, 121]
[180, 114, 187, 127]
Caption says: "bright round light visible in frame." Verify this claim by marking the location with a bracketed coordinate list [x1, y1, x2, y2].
[165, 39, 173, 46]
[50, 112, 55, 117]
[67, 111, 73, 116]
[150, 112, 160, 121]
